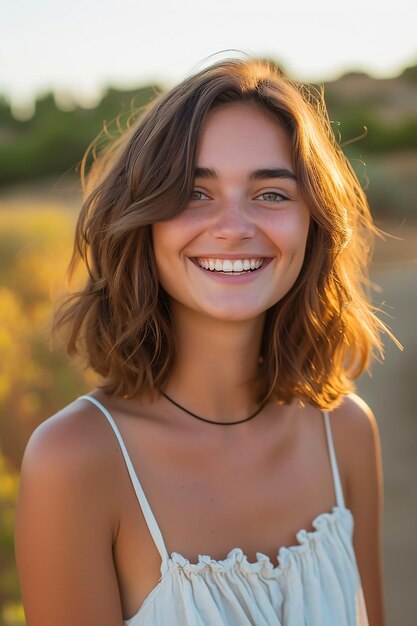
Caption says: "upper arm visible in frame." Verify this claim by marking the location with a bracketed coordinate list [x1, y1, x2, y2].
[338, 393, 385, 626]
[14, 408, 124, 626]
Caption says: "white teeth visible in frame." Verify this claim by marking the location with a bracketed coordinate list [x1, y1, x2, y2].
[195, 258, 265, 273]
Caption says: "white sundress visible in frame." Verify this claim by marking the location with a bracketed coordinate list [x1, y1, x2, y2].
[80, 394, 369, 626]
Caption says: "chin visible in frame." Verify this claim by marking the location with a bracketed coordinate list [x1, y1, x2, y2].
[199, 306, 268, 323]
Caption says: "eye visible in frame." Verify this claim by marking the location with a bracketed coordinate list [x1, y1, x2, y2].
[190, 189, 210, 201]
[256, 191, 288, 203]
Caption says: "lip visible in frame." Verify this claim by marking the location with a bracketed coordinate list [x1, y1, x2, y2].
[189, 253, 269, 260]
[188, 256, 274, 282]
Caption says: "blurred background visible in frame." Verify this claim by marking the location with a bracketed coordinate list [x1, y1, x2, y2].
[0, 0, 416, 624]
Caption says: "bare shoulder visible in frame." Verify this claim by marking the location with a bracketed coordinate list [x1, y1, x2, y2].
[17, 394, 126, 551]
[19, 397, 122, 511]
[331, 393, 385, 626]
[15, 396, 125, 625]
[331, 392, 377, 434]
[329, 392, 382, 506]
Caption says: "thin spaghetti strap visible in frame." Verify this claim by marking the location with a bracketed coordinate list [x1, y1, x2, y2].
[322, 410, 346, 510]
[79, 395, 170, 576]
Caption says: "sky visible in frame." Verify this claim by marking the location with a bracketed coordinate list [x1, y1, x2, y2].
[1, 0, 416, 116]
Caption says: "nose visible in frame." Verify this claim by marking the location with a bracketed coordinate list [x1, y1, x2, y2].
[209, 200, 256, 242]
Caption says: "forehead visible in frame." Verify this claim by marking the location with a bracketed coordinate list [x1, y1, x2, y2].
[195, 102, 294, 170]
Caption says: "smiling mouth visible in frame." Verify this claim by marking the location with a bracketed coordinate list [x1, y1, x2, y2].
[192, 257, 268, 275]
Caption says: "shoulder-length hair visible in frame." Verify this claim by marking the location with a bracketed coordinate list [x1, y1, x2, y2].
[54, 58, 396, 409]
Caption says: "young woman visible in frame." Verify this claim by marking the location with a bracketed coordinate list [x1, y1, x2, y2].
[15, 58, 389, 626]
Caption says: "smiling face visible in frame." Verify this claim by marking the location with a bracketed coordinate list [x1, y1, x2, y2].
[152, 102, 311, 323]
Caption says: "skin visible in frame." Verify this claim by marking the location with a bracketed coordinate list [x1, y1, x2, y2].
[15, 103, 385, 626]
[152, 102, 310, 421]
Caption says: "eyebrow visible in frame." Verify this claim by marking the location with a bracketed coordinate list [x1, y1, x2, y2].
[194, 167, 297, 182]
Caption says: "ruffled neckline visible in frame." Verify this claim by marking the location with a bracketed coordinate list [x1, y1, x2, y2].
[125, 506, 353, 624]
[169, 506, 352, 578]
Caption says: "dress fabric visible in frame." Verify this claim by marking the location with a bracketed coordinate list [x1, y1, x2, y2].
[80, 395, 369, 626]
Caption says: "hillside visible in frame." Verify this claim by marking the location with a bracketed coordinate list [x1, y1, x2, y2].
[1, 63, 416, 220]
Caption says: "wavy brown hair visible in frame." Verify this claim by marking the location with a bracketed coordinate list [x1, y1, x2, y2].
[54, 58, 397, 409]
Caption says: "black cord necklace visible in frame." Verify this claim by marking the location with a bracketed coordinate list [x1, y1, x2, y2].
[159, 389, 268, 426]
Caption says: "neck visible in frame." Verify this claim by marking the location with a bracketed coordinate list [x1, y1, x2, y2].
[163, 304, 266, 423]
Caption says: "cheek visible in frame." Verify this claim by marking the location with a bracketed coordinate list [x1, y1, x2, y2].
[152, 212, 206, 273]
[296, 211, 311, 249]
[151, 222, 190, 294]
[151, 224, 171, 285]
[152, 222, 182, 260]
[268, 210, 310, 253]
[152, 224, 169, 278]
[152, 215, 198, 253]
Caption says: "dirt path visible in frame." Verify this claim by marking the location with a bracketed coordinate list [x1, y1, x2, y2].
[357, 254, 417, 625]
[1, 184, 415, 623]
